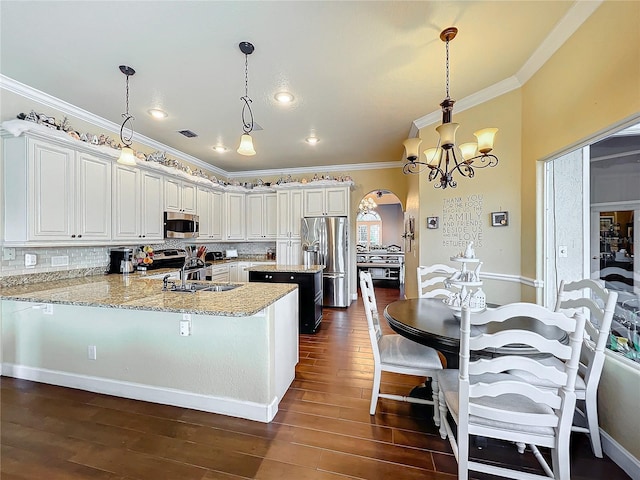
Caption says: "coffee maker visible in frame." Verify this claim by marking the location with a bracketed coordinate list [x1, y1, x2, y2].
[108, 247, 134, 274]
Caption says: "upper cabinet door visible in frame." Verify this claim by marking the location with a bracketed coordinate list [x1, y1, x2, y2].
[181, 182, 197, 214]
[289, 189, 303, 238]
[246, 194, 265, 240]
[197, 187, 212, 238]
[164, 178, 197, 213]
[303, 186, 349, 217]
[164, 177, 181, 212]
[76, 152, 112, 240]
[303, 189, 325, 217]
[112, 164, 140, 240]
[140, 170, 164, 240]
[325, 187, 349, 216]
[226, 192, 246, 240]
[29, 140, 111, 241]
[113, 167, 163, 241]
[263, 193, 278, 239]
[29, 140, 76, 240]
[210, 190, 224, 241]
[277, 189, 303, 239]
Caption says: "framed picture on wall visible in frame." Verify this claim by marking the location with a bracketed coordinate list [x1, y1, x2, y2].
[426, 216, 439, 229]
[600, 216, 614, 231]
[491, 211, 509, 227]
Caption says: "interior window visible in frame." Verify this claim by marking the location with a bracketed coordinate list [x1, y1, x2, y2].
[356, 211, 382, 250]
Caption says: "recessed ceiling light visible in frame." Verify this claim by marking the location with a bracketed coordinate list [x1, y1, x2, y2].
[213, 145, 228, 153]
[148, 108, 168, 119]
[275, 91, 294, 104]
[305, 136, 319, 145]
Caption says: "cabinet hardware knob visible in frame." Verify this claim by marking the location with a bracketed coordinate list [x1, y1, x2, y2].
[77, 235, 82, 238]
[71, 234, 76, 238]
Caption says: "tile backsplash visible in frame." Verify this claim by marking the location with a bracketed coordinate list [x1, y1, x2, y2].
[0, 241, 277, 277]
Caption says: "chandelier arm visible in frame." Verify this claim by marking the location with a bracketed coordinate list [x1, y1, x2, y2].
[466, 153, 499, 168]
[402, 160, 430, 175]
[447, 150, 475, 179]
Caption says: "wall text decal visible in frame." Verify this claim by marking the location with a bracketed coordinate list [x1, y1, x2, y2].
[441, 195, 484, 248]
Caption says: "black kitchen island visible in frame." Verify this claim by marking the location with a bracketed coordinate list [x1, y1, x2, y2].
[248, 265, 324, 334]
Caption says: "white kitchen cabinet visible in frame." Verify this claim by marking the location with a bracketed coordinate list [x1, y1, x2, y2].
[228, 263, 239, 282]
[197, 188, 224, 241]
[276, 239, 302, 266]
[302, 186, 349, 217]
[113, 165, 164, 242]
[276, 189, 303, 239]
[225, 192, 246, 241]
[3, 135, 112, 243]
[164, 177, 197, 213]
[246, 192, 277, 241]
[207, 264, 230, 282]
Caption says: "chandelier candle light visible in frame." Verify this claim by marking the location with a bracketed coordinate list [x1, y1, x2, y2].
[117, 65, 137, 166]
[358, 197, 377, 213]
[403, 27, 498, 189]
[237, 41, 256, 156]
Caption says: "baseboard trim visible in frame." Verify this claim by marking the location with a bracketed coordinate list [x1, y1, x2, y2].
[601, 430, 640, 480]
[2, 363, 279, 423]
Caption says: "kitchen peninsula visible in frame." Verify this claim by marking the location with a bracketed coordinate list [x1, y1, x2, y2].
[0, 275, 298, 422]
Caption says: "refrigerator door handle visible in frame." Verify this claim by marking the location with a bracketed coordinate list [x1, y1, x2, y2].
[323, 273, 345, 279]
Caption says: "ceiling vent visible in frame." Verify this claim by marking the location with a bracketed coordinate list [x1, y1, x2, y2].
[178, 129, 198, 138]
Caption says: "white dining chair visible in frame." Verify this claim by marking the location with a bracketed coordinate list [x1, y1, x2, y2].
[417, 264, 457, 299]
[510, 279, 617, 458]
[359, 271, 444, 424]
[436, 303, 586, 480]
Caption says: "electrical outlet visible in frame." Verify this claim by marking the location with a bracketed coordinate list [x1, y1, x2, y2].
[51, 255, 69, 267]
[180, 320, 191, 336]
[2, 247, 16, 261]
[25, 253, 37, 267]
[87, 345, 97, 360]
[558, 245, 568, 258]
[180, 314, 191, 336]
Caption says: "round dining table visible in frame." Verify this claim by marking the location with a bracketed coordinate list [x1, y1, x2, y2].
[383, 298, 567, 368]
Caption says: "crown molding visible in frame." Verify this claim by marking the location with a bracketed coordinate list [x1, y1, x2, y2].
[515, 0, 603, 85]
[0, 75, 227, 177]
[226, 161, 405, 179]
[412, 76, 521, 131]
[409, 1, 602, 135]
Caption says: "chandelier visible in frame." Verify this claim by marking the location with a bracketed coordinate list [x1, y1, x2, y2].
[402, 27, 498, 189]
[117, 65, 137, 166]
[358, 197, 377, 213]
[237, 41, 256, 156]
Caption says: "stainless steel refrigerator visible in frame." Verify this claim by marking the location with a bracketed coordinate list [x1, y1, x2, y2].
[301, 216, 349, 307]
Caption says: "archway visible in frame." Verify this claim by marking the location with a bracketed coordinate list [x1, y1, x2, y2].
[355, 190, 405, 289]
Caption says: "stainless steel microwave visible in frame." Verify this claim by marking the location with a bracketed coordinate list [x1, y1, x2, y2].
[164, 212, 199, 238]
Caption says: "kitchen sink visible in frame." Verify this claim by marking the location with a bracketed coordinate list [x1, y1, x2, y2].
[165, 283, 240, 293]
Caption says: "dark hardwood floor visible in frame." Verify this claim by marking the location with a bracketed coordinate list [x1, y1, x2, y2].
[1, 285, 631, 479]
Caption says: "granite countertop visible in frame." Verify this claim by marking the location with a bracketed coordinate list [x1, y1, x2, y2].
[0, 273, 296, 317]
[246, 264, 324, 273]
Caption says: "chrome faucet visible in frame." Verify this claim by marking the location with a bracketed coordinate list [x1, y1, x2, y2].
[162, 274, 173, 291]
[180, 256, 205, 289]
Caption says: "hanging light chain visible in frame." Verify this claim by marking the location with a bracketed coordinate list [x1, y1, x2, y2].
[445, 37, 450, 100]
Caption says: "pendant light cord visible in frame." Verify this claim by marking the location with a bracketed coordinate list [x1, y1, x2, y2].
[120, 72, 135, 147]
[240, 53, 254, 134]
